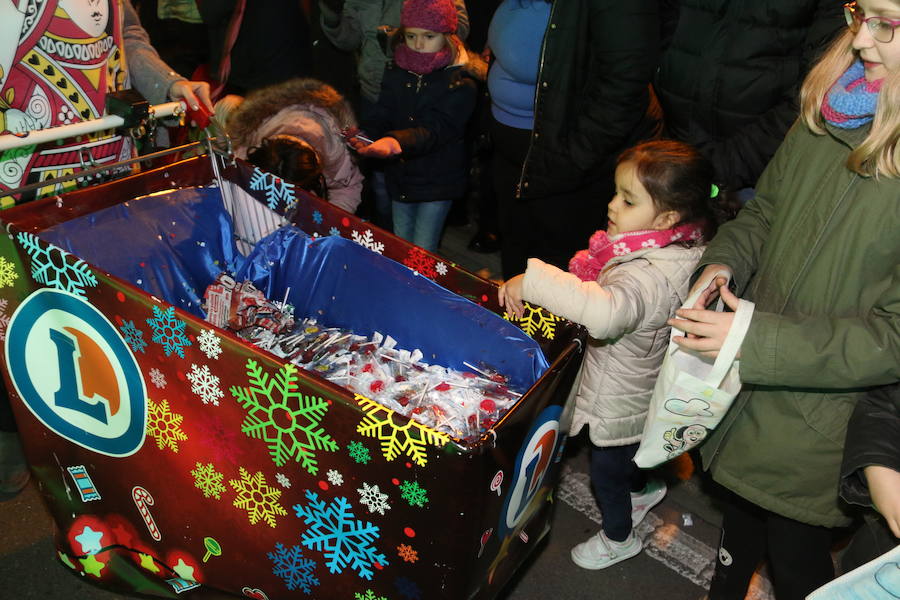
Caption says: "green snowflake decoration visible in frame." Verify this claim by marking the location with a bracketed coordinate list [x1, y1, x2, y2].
[503, 302, 563, 340]
[399, 480, 429, 508]
[190, 462, 226, 499]
[355, 590, 388, 600]
[347, 440, 371, 465]
[230, 359, 339, 473]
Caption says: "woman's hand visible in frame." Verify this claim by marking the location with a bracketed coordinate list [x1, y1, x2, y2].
[169, 80, 214, 113]
[865, 465, 900, 538]
[669, 281, 741, 358]
[689, 264, 733, 310]
[498, 274, 526, 318]
[355, 136, 402, 158]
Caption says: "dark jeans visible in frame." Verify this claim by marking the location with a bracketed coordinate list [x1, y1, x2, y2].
[590, 442, 646, 542]
[490, 117, 611, 279]
[708, 489, 835, 600]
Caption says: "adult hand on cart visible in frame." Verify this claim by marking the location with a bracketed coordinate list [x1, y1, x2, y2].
[498, 274, 526, 318]
[865, 465, 900, 538]
[354, 136, 402, 158]
[169, 80, 215, 120]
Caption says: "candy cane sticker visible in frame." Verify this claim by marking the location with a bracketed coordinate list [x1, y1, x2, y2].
[132, 486, 161, 541]
[490, 470, 503, 496]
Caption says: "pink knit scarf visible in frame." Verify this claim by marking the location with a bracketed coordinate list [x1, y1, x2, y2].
[568, 223, 704, 282]
[394, 43, 453, 75]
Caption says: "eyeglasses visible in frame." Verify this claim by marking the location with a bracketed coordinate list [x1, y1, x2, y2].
[844, 2, 900, 43]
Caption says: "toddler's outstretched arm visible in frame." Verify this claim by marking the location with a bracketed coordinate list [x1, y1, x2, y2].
[498, 274, 526, 319]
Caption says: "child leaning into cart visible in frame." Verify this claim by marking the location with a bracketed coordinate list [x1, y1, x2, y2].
[349, 0, 481, 253]
[499, 140, 739, 569]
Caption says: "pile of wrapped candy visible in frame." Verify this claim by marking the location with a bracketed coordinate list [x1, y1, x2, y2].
[204, 278, 521, 440]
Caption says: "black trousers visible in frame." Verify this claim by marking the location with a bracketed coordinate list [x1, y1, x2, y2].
[490, 117, 611, 280]
[590, 442, 646, 541]
[708, 489, 836, 600]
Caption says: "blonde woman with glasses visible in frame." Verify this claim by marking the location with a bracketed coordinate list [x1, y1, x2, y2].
[668, 1, 900, 598]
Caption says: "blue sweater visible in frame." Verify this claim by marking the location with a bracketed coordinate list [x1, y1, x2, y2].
[487, 0, 551, 130]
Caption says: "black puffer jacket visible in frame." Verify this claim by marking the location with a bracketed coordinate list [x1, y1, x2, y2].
[840, 383, 900, 509]
[363, 55, 480, 203]
[655, 0, 844, 190]
[518, 0, 662, 199]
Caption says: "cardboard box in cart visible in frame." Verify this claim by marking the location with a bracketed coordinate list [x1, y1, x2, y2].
[0, 155, 585, 600]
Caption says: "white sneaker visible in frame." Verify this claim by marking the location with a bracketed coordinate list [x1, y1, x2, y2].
[571, 530, 642, 570]
[631, 478, 666, 527]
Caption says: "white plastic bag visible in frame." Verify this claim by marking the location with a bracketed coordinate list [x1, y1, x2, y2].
[634, 272, 754, 468]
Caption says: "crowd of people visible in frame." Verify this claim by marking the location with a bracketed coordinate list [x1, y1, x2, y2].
[0, 1, 898, 600]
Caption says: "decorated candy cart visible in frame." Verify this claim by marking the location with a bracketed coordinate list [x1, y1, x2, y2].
[0, 132, 585, 599]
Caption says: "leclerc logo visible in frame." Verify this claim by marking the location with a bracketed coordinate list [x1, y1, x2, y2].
[500, 404, 562, 536]
[5, 289, 146, 456]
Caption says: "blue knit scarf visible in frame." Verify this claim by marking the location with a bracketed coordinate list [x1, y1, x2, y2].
[822, 60, 883, 129]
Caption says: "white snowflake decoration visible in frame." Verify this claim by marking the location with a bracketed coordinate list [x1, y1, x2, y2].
[350, 229, 385, 254]
[357, 482, 390, 516]
[641, 239, 660, 249]
[0, 256, 19, 288]
[613, 242, 629, 256]
[197, 329, 222, 360]
[326, 469, 343, 486]
[276, 472, 291, 488]
[435, 262, 448, 276]
[149, 368, 167, 389]
[187, 363, 224, 406]
[0, 299, 9, 341]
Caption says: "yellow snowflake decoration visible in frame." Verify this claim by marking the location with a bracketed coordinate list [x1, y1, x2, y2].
[146, 398, 188, 452]
[355, 394, 450, 467]
[229, 467, 287, 528]
[503, 302, 563, 340]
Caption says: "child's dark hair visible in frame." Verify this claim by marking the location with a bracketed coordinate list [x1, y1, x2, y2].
[246, 134, 327, 199]
[617, 140, 740, 241]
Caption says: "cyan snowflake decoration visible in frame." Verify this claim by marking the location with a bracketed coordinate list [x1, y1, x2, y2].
[230, 359, 339, 473]
[268, 542, 320, 593]
[250, 167, 297, 210]
[293, 489, 388, 580]
[146, 305, 192, 357]
[17, 232, 97, 298]
[312, 210, 323, 225]
[398, 480, 428, 508]
[329, 227, 341, 237]
[0, 256, 19, 288]
[119, 320, 147, 353]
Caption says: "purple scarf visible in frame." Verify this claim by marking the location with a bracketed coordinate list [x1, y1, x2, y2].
[394, 44, 452, 75]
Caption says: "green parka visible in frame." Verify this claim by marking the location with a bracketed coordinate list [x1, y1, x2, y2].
[697, 120, 900, 528]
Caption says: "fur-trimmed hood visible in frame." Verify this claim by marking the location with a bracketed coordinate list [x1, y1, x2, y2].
[226, 78, 357, 148]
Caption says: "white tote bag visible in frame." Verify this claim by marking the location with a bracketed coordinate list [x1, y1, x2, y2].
[634, 272, 755, 468]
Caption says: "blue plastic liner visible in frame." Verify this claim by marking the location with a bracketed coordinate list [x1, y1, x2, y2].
[39, 187, 548, 391]
[41, 187, 242, 314]
[236, 226, 548, 391]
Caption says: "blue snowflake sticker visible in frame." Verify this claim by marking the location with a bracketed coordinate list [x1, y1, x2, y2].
[119, 320, 147, 353]
[16, 232, 98, 298]
[294, 489, 388, 580]
[312, 210, 323, 225]
[329, 227, 341, 237]
[146, 305, 192, 357]
[249, 167, 297, 210]
[268, 542, 320, 593]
